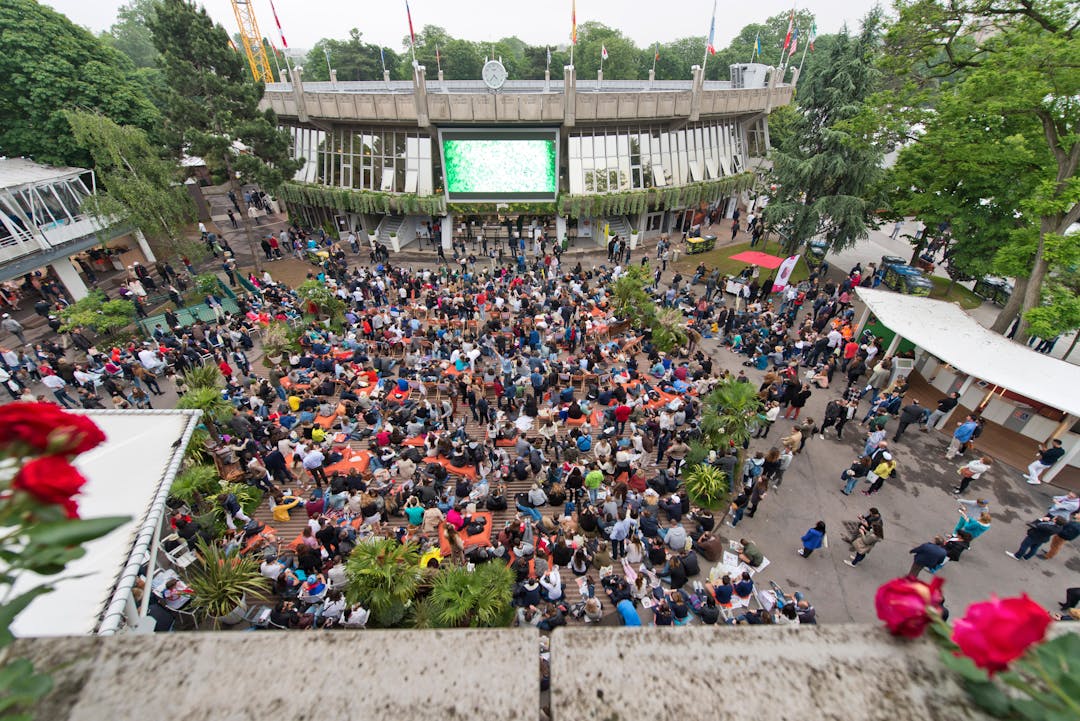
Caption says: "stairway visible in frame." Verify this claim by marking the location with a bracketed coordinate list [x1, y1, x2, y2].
[376, 215, 407, 248]
[604, 216, 633, 243]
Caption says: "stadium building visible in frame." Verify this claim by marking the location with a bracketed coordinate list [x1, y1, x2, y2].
[262, 62, 795, 252]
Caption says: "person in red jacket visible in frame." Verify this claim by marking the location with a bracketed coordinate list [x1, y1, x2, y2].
[614, 403, 632, 435]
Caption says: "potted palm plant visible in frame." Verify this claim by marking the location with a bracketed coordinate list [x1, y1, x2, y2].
[186, 540, 269, 626]
[260, 321, 290, 367]
[345, 538, 421, 627]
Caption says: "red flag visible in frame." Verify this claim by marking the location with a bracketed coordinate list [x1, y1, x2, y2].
[571, 0, 577, 45]
[782, 9, 794, 50]
[406, 0, 417, 49]
[269, 0, 287, 48]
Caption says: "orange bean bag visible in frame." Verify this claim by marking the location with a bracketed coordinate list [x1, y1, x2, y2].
[402, 436, 426, 447]
[438, 511, 494, 555]
[325, 450, 372, 475]
[565, 415, 586, 427]
[495, 438, 518, 447]
[423, 456, 477, 482]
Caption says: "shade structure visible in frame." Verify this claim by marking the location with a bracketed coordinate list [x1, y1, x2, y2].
[855, 287, 1080, 418]
[10, 410, 201, 637]
[728, 251, 785, 269]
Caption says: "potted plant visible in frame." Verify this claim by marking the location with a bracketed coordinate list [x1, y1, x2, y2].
[389, 231, 399, 253]
[186, 540, 269, 626]
[260, 321, 291, 367]
[682, 464, 730, 510]
[345, 538, 421, 627]
[629, 215, 641, 249]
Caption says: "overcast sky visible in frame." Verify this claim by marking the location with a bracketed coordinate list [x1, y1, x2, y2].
[46, 0, 886, 53]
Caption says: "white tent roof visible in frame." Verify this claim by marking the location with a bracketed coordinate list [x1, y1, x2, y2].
[11, 410, 200, 637]
[856, 287, 1080, 417]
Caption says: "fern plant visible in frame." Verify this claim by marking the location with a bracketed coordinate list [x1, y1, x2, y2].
[345, 539, 422, 627]
[426, 563, 515, 628]
[181, 364, 223, 391]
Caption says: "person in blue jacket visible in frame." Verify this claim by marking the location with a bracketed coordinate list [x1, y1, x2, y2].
[617, 598, 642, 626]
[798, 521, 827, 558]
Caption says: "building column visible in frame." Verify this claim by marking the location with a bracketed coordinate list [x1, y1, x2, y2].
[885, 333, 903, 357]
[1042, 414, 1079, 483]
[133, 229, 156, 263]
[853, 306, 871, 338]
[51, 258, 89, 301]
[556, 216, 567, 247]
[441, 213, 454, 250]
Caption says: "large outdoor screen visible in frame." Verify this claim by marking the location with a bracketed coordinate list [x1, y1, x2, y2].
[439, 129, 559, 201]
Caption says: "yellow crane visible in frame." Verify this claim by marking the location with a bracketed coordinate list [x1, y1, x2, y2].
[231, 0, 275, 83]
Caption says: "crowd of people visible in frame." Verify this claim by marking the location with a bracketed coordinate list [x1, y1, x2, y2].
[1, 213, 1076, 632]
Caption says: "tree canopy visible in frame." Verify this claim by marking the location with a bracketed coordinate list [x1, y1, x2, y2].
[882, 0, 1080, 341]
[0, 0, 159, 168]
[763, 11, 887, 253]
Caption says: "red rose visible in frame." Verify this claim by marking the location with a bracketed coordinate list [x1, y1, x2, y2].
[952, 595, 1051, 673]
[875, 576, 945, 638]
[0, 402, 104, 456]
[12, 456, 88, 518]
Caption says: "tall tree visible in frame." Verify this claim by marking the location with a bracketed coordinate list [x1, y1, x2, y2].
[147, 0, 301, 272]
[883, 0, 1080, 341]
[65, 110, 196, 261]
[304, 28, 402, 82]
[103, 0, 159, 69]
[0, 0, 159, 167]
[763, 11, 886, 253]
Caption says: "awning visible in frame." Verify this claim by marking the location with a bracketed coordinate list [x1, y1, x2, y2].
[11, 410, 201, 637]
[728, 251, 785, 269]
[855, 287, 1080, 417]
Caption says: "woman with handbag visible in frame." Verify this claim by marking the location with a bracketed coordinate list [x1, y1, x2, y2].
[953, 456, 992, 494]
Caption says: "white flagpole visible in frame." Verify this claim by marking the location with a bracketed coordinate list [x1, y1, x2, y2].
[797, 32, 810, 75]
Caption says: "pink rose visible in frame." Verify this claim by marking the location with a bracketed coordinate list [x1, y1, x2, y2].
[952, 595, 1051, 673]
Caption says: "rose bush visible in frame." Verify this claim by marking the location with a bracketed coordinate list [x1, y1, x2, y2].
[874, 576, 945, 638]
[0, 402, 105, 456]
[12, 456, 89, 518]
[952, 595, 1052, 673]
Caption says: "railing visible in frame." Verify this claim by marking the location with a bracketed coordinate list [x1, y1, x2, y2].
[267, 78, 777, 95]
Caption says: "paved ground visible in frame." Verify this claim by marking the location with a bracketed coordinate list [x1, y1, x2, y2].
[8, 200, 1077, 624]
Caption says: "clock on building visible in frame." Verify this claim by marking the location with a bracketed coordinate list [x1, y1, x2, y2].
[482, 59, 508, 90]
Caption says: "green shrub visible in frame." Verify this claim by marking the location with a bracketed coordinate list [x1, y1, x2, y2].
[426, 563, 515, 628]
[170, 464, 220, 507]
[345, 539, 422, 627]
[682, 464, 730, 509]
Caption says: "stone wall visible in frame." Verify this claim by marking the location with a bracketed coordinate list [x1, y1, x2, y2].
[13, 625, 1006, 721]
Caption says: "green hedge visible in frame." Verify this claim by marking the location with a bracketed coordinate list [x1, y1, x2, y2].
[279, 171, 755, 219]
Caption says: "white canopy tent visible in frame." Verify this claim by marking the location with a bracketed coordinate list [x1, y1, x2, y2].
[854, 287, 1080, 418]
[11, 410, 201, 637]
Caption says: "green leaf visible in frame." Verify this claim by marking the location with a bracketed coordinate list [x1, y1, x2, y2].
[0, 587, 53, 646]
[963, 679, 1013, 718]
[25, 516, 130, 547]
[940, 649, 989, 682]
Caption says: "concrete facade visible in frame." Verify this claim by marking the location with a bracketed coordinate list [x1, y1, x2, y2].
[13, 625, 1009, 720]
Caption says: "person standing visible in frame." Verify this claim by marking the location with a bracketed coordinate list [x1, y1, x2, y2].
[41, 373, 77, 408]
[892, 400, 923, 442]
[1040, 512, 1080, 560]
[908, 537, 947, 577]
[944, 415, 978, 459]
[797, 521, 826, 558]
[864, 452, 897, 495]
[921, 392, 959, 431]
[953, 456, 992, 494]
[1006, 515, 1064, 561]
[844, 525, 881, 567]
[1024, 438, 1065, 485]
[1, 314, 26, 345]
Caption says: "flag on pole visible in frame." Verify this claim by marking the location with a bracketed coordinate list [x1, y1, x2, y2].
[571, 0, 577, 45]
[380, 46, 387, 72]
[269, 0, 288, 48]
[547, 47, 552, 70]
[755, 34, 762, 59]
[808, 22, 817, 51]
[782, 9, 795, 50]
[706, 0, 717, 55]
[435, 43, 441, 66]
[601, 45, 608, 60]
[789, 27, 799, 57]
[405, 0, 417, 49]
[654, 42, 660, 62]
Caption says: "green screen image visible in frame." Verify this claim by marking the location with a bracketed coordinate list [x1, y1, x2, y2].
[442, 139, 557, 197]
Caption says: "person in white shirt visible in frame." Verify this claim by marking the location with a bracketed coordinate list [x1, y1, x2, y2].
[41, 374, 77, 408]
[539, 566, 563, 602]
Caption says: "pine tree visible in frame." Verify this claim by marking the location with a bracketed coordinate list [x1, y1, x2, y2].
[147, 0, 301, 272]
[763, 11, 886, 254]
